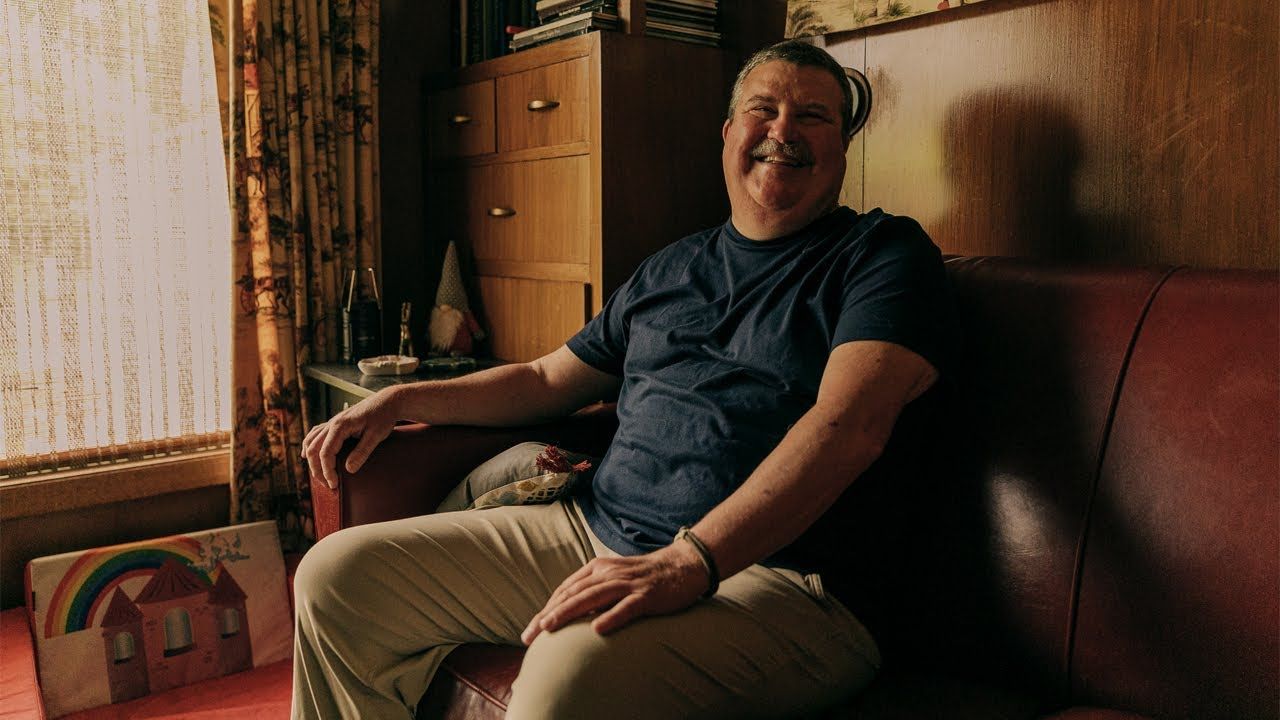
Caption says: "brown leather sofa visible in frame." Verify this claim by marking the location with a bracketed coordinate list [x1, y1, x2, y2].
[312, 257, 1279, 720]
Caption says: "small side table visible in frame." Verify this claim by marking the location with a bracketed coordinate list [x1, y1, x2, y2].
[302, 360, 502, 424]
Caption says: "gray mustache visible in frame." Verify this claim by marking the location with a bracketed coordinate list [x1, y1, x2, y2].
[750, 138, 813, 165]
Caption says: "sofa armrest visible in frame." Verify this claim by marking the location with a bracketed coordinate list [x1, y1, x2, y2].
[311, 402, 618, 539]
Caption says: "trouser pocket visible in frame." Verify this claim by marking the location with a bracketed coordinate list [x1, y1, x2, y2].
[773, 567, 883, 670]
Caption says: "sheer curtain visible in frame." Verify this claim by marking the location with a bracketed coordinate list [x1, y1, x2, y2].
[0, 0, 232, 478]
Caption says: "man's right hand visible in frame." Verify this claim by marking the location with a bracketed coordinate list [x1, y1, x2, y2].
[302, 385, 404, 490]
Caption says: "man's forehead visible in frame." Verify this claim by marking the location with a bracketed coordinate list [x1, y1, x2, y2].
[743, 91, 835, 111]
[740, 61, 843, 105]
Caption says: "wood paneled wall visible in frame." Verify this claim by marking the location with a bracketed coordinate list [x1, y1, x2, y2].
[822, 0, 1277, 270]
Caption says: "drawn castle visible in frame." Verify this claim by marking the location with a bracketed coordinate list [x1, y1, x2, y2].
[98, 558, 252, 702]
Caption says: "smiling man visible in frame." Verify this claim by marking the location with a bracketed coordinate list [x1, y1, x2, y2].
[722, 54, 852, 238]
[293, 41, 954, 720]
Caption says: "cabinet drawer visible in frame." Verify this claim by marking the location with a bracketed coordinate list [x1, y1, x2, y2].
[478, 276, 588, 363]
[463, 155, 591, 266]
[427, 80, 496, 158]
[497, 57, 591, 153]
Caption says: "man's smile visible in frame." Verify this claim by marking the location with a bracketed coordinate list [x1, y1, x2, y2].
[754, 155, 807, 167]
[749, 138, 813, 169]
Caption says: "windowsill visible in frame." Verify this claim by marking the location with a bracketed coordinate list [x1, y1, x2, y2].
[0, 450, 230, 520]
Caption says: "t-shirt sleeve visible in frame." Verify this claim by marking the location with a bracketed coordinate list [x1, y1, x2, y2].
[832, 217, 952, 374]
[566, 262, 645, 376]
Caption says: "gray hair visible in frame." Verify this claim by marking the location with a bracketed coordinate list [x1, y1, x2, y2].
[726, 40, 855, 138]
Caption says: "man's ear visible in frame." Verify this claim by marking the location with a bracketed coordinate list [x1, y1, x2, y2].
[722, 118, 732, 142]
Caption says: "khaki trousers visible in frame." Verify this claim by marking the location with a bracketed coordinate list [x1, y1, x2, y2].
[291, 499, 880, 720]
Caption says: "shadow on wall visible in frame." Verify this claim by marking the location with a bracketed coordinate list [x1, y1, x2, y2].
[940, 88, 1143, 264]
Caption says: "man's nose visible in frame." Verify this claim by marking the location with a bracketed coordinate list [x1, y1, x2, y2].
[766, 110, 800, 144]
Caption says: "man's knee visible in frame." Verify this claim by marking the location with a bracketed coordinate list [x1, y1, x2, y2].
[506, 621, 686, 720]
[507, 622, 617, 719]
[293, 526, 377, 617]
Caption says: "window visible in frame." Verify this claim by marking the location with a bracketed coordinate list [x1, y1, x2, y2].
[219, 606, 240, 637]
[0, 0, 232, 479]
[112, 631, 135, 663]
[163, 606, 194, 656]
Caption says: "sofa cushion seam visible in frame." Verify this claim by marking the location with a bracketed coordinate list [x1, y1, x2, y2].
[1061, 264, 1185, 699]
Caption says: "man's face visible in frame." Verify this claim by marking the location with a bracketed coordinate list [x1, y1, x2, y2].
[722, 60, 851, 238]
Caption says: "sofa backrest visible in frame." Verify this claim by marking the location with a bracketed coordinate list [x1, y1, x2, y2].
[891, 259, 1279, 717]
[1068, 268, 1279, 720]
[943, 258, 1174, 697]
[823, 257, 1175, 702]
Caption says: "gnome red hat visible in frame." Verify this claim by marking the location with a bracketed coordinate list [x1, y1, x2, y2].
[429, 241, 485, 356]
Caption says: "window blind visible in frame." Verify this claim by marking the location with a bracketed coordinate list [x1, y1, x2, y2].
[0, 0, 232, 479]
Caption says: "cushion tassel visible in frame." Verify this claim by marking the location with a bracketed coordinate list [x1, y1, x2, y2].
[535, 445, 592, 474]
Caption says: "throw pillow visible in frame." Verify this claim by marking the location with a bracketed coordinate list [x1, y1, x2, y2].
[436, 442, 596, 512]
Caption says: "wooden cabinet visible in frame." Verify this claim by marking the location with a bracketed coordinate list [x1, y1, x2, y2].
[496, 57, 592, 152]
[464, 156, 592, 267]
[425, 32, 737, 362]
[476, 276, 590, 365]
[426, 80, 496, 158]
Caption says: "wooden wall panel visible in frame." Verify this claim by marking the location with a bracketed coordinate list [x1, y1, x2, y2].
[825, 0, 1277, 270]
[822, 37, 867, 212]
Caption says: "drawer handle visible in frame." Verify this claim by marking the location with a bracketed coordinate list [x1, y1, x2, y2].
[487, 207, 516, 218]
[527, 100, 560, 112]
[448, 114, 473, 126]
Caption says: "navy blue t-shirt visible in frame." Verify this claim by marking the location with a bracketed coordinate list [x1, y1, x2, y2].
[566, 206, 952, 559]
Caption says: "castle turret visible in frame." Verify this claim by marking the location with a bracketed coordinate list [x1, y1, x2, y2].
[208, 562, 253, 674]
[100, 588, 149, 703]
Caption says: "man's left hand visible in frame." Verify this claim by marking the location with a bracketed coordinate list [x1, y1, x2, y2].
[520, 541, 710, 644]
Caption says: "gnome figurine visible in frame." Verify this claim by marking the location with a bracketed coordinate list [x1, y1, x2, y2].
[428, 241, 485, 357]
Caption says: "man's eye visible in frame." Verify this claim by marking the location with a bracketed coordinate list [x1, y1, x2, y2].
[749, 106, 776, 117]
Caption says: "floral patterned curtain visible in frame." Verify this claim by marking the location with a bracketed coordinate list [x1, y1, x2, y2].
[209, 0, 380, 550]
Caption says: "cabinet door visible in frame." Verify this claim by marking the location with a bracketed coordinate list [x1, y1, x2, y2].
[497, 57, 591, 153]
[426, 80, 496, 158]
[464, 155, 591, 267]
[478, 276, 588, 362]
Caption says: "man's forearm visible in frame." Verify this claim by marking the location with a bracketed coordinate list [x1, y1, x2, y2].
[384, 361, 582, 427]
[683, 341, 936, 584]
[688, 402, 892, 582]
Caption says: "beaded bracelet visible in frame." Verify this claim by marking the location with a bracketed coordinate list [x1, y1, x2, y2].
[674, 526, 720, 599]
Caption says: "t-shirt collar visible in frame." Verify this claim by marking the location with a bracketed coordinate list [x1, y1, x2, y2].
[723, 206, 856, 251]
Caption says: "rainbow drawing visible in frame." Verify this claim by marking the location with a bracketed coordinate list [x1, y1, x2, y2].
[42, 535, 213, 638]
